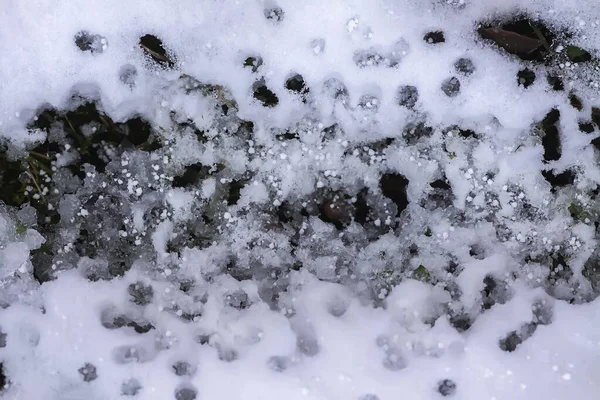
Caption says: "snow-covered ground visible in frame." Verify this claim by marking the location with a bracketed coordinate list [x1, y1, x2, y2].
[0, 0, 600, 399]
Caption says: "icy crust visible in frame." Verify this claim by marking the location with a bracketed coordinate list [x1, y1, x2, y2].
[0, 0, 600, 399]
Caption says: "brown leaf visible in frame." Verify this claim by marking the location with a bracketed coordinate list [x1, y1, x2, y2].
[139, 34, 175, 67]
[479, 27, 543, 56]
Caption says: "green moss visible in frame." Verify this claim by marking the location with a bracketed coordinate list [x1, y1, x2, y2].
[15, 221, 27, 235]
[566, 46, 592, 63]
[412, 265, 431, 282]
[568, 202, 589, 220]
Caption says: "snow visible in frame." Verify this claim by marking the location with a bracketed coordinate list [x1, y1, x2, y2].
[0, 0, 599, 399]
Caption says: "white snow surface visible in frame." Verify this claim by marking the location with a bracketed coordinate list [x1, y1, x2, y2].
[0, 0, 599, 399]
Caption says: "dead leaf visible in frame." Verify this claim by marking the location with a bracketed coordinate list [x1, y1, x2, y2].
[139, 35, 175, 67]
[479, 27, 543, 56]
[567, 46, 592, 63]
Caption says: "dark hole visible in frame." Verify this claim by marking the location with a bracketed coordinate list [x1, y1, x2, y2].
[424, 31, 445, 44]
[542, 125, 561, 161]
[173, 163, 209, 188]
[285, 74, 309, 99]
[253, 83, 279, 107]
[122, 117, 152, 147]
[430, 179, 451, 190]
[379, 173, 409, 217]
[569, 93, 583, 110]
[579, 122, 595, 133]
[227, 179, 247, 205]
[30, 108, 59, 131]
[547, 74, 564, 91]
[276, 202, 293, 223]
[540, 109, 561, 162]
[243, 56, 263, 73]
[276, 131, 299, 141]
[542, 108, 560, 127]
[354, 188, 370, 225]
[517, 68, 536, 88]
[541, 169, 575, 190]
